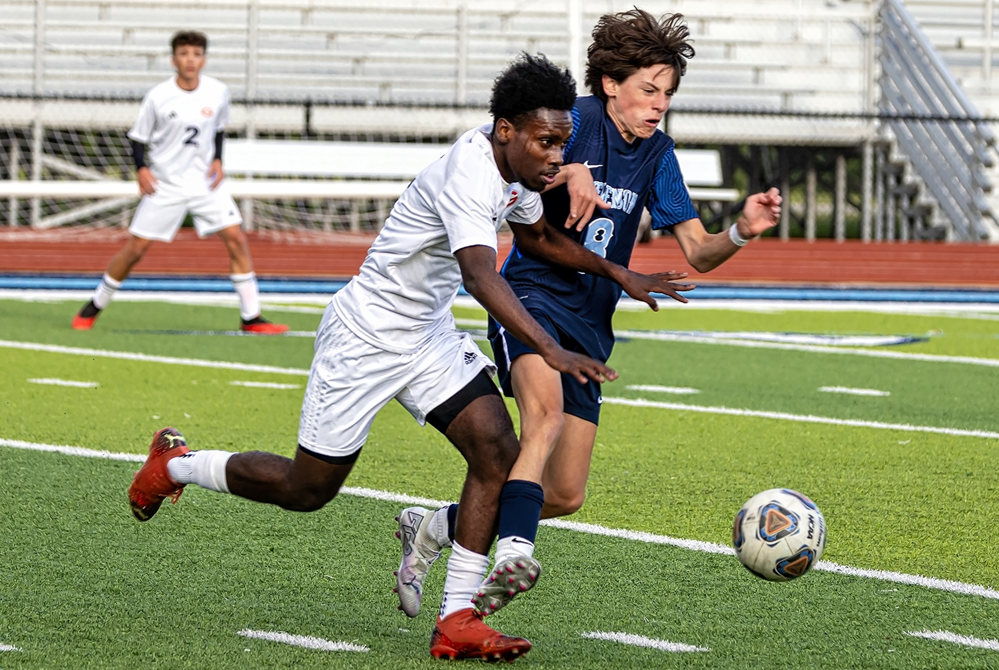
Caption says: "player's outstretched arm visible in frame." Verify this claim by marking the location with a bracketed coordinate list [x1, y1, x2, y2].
[508, 218, 695, 309]
[672, 187, 782, 273]
[454, 245, 617, 385]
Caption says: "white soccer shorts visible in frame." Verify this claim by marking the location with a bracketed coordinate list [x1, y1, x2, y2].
[129, 182, 242, 242]
[297, 304, 496, 460]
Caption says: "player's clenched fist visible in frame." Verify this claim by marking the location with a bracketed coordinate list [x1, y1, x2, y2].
[136, 166, 158, 195]
[737, 187, 782, 238]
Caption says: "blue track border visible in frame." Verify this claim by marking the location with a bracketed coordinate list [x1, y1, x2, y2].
[3, 273, 999, 303]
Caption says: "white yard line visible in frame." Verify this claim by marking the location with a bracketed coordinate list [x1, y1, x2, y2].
[0, 340, 309, 376]
[27, 378, 98, 388]
[5, 340, 996, 439]
[580, 631, 709, 653]
[0, 644, 22, 652]
[615, 329, 999, 368]
[4, 437, 999, 602]
[8, 290, 999, 319]
[905, 630, 999, 651]
[237, 629, 368, 653]
[818, 386, 890, 397]
[603, 397, 999, 440]
[626, 384, 700, 395]
[229, 381, 302, 390]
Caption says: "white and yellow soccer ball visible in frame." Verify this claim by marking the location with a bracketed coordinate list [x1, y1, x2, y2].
[732, 488, 826, 581]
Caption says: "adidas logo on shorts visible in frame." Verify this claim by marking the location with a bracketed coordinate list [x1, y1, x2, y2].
[463, 352, 476, 365]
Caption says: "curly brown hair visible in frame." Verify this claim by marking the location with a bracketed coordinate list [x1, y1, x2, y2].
[171, 31, 208, 55]
[584, 9, 694, 101]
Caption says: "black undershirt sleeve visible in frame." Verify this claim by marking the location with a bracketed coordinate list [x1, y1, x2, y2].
[214, 131, 224, 162]
[131, 140, 147, 171]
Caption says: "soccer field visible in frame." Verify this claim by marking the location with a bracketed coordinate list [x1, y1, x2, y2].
[3, 295, 999, 669]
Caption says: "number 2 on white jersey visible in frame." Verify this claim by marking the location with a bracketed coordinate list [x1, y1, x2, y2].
[182, 126, 200, 147]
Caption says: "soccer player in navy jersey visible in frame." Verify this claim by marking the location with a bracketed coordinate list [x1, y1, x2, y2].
[396, 9, 781, 618]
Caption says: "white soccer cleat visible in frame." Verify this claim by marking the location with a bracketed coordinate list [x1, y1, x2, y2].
[473, 555, 541, 616]
[394, 506, 443, 617]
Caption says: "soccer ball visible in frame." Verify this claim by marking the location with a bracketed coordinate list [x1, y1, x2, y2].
[732, 488, 826, 582]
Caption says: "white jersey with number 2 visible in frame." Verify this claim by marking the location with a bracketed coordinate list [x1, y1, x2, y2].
[127, 75, 230, 193]
[333, 124, 543, 355]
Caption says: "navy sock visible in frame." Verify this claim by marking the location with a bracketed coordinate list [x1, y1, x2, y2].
[446, 503, 459, 543]
[497, 479, 545, 543]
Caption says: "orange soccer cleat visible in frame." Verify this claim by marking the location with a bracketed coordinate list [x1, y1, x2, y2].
[127, 427, 190, 521]
[429, 609, 531, 662]
[71, 300, 101, 330]
[240, 316, 289, 334]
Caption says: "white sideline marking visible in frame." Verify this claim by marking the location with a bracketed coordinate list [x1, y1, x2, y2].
[5, 438, 999, 603]
[10, 320, 999, 369]
[0, 340, 309, 377]
[0, 644, 22, 652]
[626, 384, 700, 395]
[5, 340, 997, 440]
[27, 377, 98, 388]
[603, 397, 999, 440]
[906, 630, 999, 651]
[237, 629, 368, 653]
[819, 386, 890, 397]
[615, 329, 999, 369]
[0, 438, 145, 462]
[625, 330, 921, 347]
[581, 631, 709, 653]
[229, 381, 302, 390]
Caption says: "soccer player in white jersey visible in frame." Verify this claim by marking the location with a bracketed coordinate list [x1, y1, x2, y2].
[125, 54, 688, 662]
[72, 31, 287, 334]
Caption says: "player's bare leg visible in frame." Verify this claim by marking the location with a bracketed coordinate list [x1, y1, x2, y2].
[470, 354, 561, 615]
[216, 224, 288, 334]
[73, 234, 154, 330]
[223, 448, 353, 511]
[539, 415, 598, 518]
[216, 223, 253, 275]
[428, 391, 532, 661]
[128, 437, 354, 518]
[508, 353, 566, 484]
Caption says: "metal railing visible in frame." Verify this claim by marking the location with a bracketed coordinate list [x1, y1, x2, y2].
[878, 0, 998, 240]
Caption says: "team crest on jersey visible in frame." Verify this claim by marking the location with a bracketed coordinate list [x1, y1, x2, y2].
[201, 107, 214, 117]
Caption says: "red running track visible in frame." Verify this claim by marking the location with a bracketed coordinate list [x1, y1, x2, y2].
[0, 228, 996, 287]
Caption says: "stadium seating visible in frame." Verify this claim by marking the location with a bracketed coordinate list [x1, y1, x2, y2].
[2, 0, 997, 240]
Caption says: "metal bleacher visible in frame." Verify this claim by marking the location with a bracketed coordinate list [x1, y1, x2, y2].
[3, 0, 999, 240]
[0, 0, 876, 142]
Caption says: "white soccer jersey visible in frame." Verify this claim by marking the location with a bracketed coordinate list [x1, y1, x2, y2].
[333, 125, 543, 354]
[127, 75, 230, 193]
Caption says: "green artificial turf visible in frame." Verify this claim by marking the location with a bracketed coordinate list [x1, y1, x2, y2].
[3, 297, 999, 668]
[3, 446, 999, 670]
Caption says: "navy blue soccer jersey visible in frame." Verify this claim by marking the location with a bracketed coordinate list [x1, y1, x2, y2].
[497, 95, 698, 360]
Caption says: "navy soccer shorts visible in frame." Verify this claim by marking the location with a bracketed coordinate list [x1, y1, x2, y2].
[488, 308, 602, 426]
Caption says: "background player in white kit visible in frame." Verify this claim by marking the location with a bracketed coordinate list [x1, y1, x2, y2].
[72, 31, 287, 334]
[125, 54, 687, 662]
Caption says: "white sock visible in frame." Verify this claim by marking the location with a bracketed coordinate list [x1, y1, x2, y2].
[430, 506, 453, 548]
[439, 541, 489, 620]
[166, 450, 234, 493]
[495, 536, 535, 565]
[231, 272, 261, 321]
[92, 274, 122, 310]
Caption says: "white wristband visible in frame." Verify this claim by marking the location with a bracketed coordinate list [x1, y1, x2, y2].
[728, 224, 749, 247]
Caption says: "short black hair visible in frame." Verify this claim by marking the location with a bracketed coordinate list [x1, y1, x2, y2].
[489, 53, 577, 128]
[171, 31, 208, 54]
